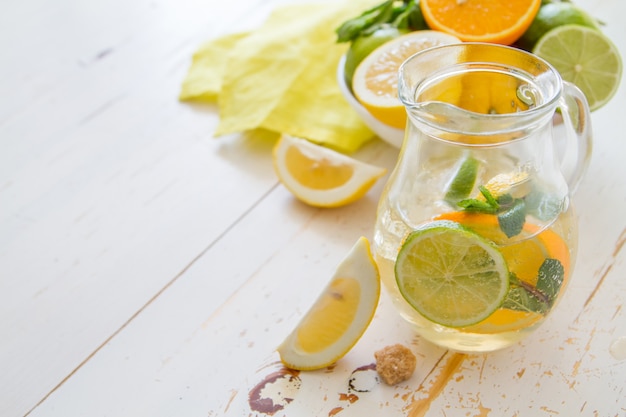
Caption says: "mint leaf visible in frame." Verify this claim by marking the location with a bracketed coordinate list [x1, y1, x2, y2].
[335, 0, 395, 42]
[480, 186, 498, 208]
[525, 189, 563, 221]
[497, 193, 514, 206]
[456, 186, 499, 214]
[407, 0, 428, 30]
[497, 198, 526, 238]
[390, 0, 421, 30]
[503, 259, 565, 315]
[536, 258, 565, 306]
[502, 286, 548, 314]
[502, 273, 549, 314]
[457, 198, 498, 213]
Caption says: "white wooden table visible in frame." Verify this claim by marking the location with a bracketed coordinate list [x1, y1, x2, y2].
[1, 0, 625, 416]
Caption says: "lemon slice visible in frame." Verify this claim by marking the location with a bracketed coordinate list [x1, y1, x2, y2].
[278, 237, 381, 371]
[351, 30, 461, 129]
[482, 171, 531, 199]
[473, 169, 532, 203]
[395, 220, 509, 328]
[272, 134, 387, 208]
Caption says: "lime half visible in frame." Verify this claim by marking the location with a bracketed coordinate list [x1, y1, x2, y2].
[395, 220, 509, 328]
[533, 24, 623, 111]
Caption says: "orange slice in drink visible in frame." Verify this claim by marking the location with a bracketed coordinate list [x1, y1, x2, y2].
[435, 211, 570, 284]
[464, 309, 544, 334]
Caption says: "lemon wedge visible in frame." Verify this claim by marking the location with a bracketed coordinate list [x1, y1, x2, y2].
[277, 237, 381, 371]
[272, 134, 386, 208]
[477, 170, 531, 201]
[352, 30, 461, 129]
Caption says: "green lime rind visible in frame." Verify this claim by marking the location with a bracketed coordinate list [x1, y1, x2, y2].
[533, 24, 623, 111]
[344, 26, 408, 89]
[395, 220, 510, 328]
[497, 198, 526, 238]
[517, 2, 600, 51]
[444, 156, 480, 205]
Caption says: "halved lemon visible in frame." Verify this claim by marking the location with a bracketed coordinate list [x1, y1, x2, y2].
[272, 134, 387, 208]
[351, 30, 461, 129]
[278, 237, 381, 371]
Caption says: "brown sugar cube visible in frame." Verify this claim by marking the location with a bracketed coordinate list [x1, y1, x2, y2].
[374, 344, 417, 385]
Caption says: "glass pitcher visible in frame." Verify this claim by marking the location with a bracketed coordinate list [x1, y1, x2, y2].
[373, 43, 592, 353]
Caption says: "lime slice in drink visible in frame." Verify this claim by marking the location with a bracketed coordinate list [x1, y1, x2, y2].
[395, 220, 509, 328]
[444, 156, 480, 205]
[533, 24, 623, 111]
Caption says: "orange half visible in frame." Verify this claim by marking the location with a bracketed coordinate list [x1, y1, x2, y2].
[420, 0, 541, 45]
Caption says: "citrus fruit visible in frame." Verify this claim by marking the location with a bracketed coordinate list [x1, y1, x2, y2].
[420, 0, 541, 45]
[516, 1, 600, 51]
[351, 30, 461, 129]
[395, 220, 510, 328]
[272, 134, 387, 208]
[434, 212, 571, 284]
[444, 155, 480, 205]
[533, 24, 623, 111]
[463, 308, 543, 334]
[479, 170, 531, 200]
[277, 237, 381, 370]
[343, 26, 409, 89]
[456, 70, 534, 115]
[415, 44, 535, 118]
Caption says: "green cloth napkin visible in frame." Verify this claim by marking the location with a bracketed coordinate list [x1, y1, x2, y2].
[179, 0, 377, 153]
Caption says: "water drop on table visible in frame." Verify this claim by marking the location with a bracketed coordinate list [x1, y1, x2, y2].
[609, 336, 626, 360]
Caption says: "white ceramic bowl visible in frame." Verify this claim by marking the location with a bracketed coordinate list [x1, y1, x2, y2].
[336, 55, 404, 149]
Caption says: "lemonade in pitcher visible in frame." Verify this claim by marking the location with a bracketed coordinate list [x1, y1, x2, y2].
[373, 43, 591, 352]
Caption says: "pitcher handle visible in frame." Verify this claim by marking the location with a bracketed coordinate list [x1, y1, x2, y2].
[556, 81, 593, 196]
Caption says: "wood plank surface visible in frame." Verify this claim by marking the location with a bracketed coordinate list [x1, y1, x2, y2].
[1, 0, 625, 415]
